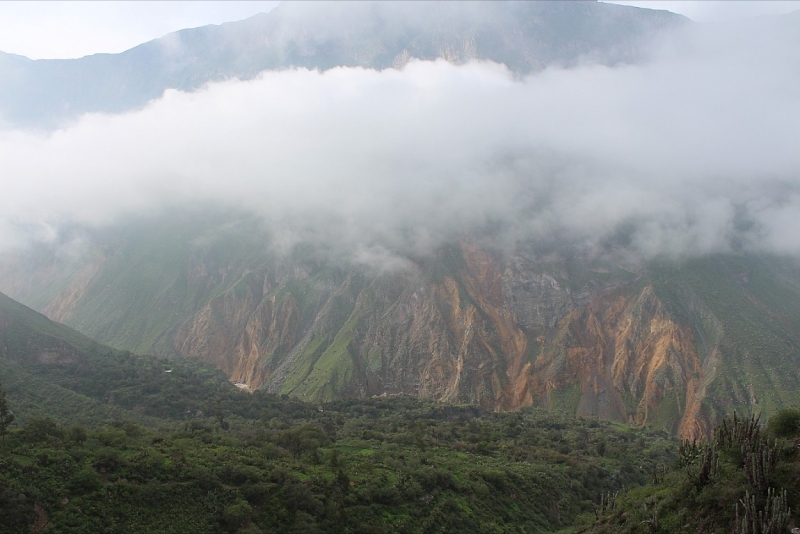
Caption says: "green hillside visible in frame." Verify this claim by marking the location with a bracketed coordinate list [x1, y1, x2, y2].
[569, 411, 800, 534]
[0, 291, 680, 533]
[57, 211, 270, 355]
[5, 211, 800, 437]
[650, 256, 800, 427]
[0, 394, 679, 534]
[0, 288, 255, 425]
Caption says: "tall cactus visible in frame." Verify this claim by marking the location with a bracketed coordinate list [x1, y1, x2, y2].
[715, 412, 762, 453]
[594, 491, 618, 519]
[743, 440, 778, 492]
[734, 488, 791, 534]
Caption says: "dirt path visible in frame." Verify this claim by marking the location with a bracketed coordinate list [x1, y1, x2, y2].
[33, 504, 49, 531]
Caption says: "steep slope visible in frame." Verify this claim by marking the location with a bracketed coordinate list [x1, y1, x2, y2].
[649, 257, 800, 436]
[0, 291, 155, 426]
[0, 357, 158, 428]
[1, 211, 270, 355]
[0, 289, 253, 426]
[0, 1, 687, 129]
[6, 211, 800, 438]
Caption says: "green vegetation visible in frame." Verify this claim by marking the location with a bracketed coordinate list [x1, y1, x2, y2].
[1, 290, 678, 533]
[0, 289, 248, 426]
[7, 212, 800, 436]
[0, 392, 677, 534]
[571, 411, 800, 534]
[4, 269, 799, 532]
[766, 407, 800, 439]
[650, 255, 800, 426]
[34, 209, 272, 356]
[0, 378, 13, 440]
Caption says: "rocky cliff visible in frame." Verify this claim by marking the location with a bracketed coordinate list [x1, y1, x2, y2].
[242, 244, 705, 437]
[6, 222, 788, 440]
[5, 223, 800, 440]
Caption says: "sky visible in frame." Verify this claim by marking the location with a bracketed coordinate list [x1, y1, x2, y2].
[0, 1, 280, 60]
[604, 1, 800, 24]
[0, 1, 797, 59]
[1, 1, 800, 266]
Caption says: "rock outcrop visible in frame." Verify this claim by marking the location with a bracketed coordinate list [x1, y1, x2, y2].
[5, 235, 800, 440]
[149, 242, 712, 438]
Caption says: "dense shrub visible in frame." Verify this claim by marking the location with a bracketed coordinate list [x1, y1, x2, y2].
[767, 407, 800, 439]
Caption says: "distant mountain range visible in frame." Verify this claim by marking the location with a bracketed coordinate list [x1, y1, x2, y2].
[0, 1, 686, 129]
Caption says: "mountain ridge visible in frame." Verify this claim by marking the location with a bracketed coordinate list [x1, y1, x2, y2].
[5, 212, 800, 439]
[0, 0, 687, 128]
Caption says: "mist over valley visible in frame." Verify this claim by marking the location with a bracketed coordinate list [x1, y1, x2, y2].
[1, 0, 800, 442]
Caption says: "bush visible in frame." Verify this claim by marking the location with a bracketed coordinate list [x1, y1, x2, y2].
[223, 500, 253, 530]
[767, 408, 800, 439]
[66, 425, 88, 444]
[22, 417, 63, 443]
[69, 468, 102, 494]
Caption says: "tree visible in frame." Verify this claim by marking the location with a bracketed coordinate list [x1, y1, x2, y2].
[0, 379, 14, 441]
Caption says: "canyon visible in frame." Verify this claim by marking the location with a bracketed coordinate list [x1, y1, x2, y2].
[4, 219, 799, 439]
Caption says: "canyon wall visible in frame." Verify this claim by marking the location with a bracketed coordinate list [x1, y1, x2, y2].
[5, 237, 800, 439]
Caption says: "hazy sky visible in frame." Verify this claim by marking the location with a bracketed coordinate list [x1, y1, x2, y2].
[0, 1, 279, 59]
[0, 1, 798, 59]
[1, 1, 799, 266]
[605, 1, 800, 23]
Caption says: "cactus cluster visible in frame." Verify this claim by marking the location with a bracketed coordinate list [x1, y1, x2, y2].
[715, 413, 762, 452]
[714, 414, 791, 533]
[678, 438, 703, 468]
[712, 413, 779, 492]
[691, 446, 721, 487]
[735, 488, 790, 534]
[651, 464, 668, 485]
[595, 491, 618, 519]
[589, 412, 796, 533]
[680, 439, 720, 487]
[641, 503, 659, 532]
[743, 439, 778, 492]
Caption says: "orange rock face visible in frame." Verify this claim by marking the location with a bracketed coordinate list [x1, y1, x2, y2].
[162, 242, 710, 437]
[7, 238, 782, 439]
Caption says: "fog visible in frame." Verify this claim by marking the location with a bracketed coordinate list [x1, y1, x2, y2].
[1, 12, 799, 266]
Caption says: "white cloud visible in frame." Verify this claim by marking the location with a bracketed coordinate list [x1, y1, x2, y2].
[1, 17, 799, 264]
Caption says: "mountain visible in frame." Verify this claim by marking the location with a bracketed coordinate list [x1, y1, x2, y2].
[2, 286, 797, 533]
[3, 209, 800, 439]
[0, 286, 259, 427]
[0, 289, 154, 426]
[0, 0, 687, 129]
[2, 1, 799, 440]
[0, 288, 683, 533]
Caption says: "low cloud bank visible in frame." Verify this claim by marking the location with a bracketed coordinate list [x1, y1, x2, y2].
[2, 17, 799, 265]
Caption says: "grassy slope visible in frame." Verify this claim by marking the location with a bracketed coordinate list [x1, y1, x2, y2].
[650, 255, 800, 426]
[0, 289, 252, 427]
[0, 290, 98, 353]
[8, 211, 800, 434]
[57, 210, 269, 355]
[0, 290, 683, 533]
[0, 357, 160, 428]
